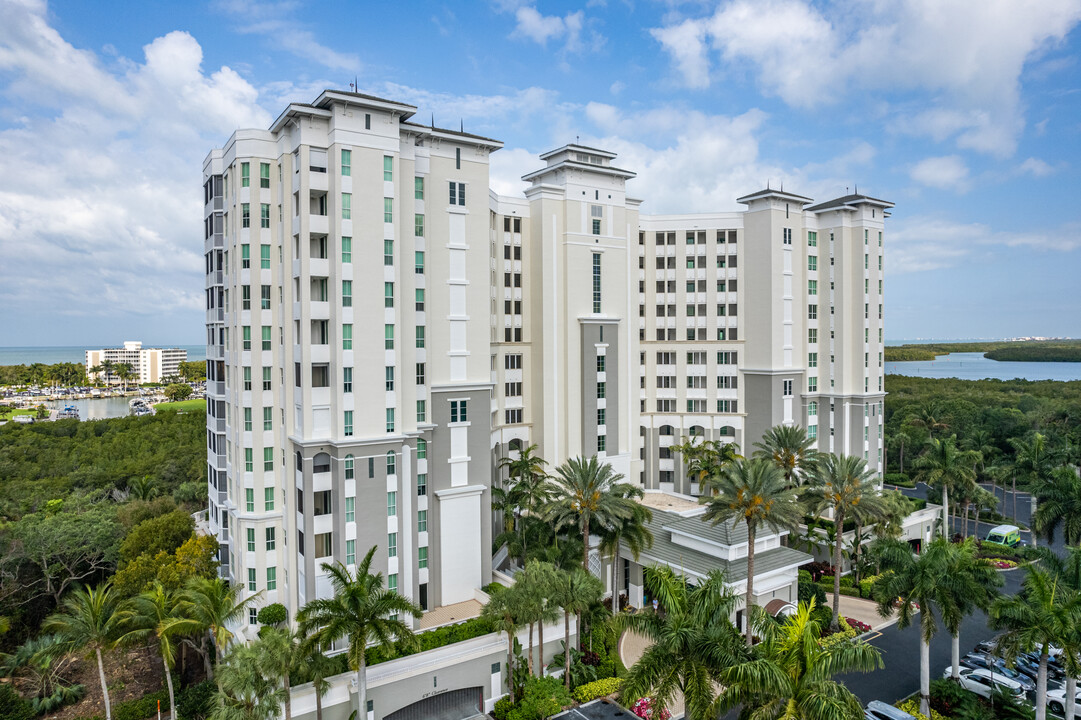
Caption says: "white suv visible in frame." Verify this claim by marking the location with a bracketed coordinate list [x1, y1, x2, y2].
[955, 668, 1027, 701]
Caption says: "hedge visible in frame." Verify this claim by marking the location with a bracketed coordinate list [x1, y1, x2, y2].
[897, 698, 948, 720]
[366, 615, 494, 665]
[572, 677, 623, 703]
[816, 580, 860, 598]
[884, 473, 915, 488]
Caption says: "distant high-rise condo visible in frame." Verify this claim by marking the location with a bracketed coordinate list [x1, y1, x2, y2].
[86, 341, 186, 384]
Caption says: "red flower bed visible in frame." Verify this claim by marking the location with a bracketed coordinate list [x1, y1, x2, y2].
[845, 617, 872, 633]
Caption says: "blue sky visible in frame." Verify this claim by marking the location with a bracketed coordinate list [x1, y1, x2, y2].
[1, 0, 1079, 346]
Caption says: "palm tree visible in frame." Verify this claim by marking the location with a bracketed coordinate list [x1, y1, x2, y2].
[211, 644, 285, 720]
[914, 436, 979, 538]
[42, 582, 124, 720]
[940, 539, 1002, 680]
[296, 648, 337, 720]
[99, 359, 115, 386]
[1033, 546, 1081, 720]
[910, 402, 949, 439]
[1033, 466, 1081, 546]
[715, 599, 882, 720]
[752, 424, 818, 487]
[515, 561, 559, 676]
[701, 458, 803, 645]
[599, 488, 653, 611]
[482, 585, 523, 697]
[546, 455, 641, 572]
[873, 538, 960, 718]
[175, 576, 257, 687]
[612, 566, 747, 720]
[255, 628, 300, 720]
[1011, 433, 1059, 526]
[673, 436, 742, 490]
[990, 567, 1081, 720]
[116, 582, 188, 720]
[550, 568, 603, 689]
[296, 549, 422, 719]
[803, 454, 886, 631]
[495, 444, 553, 560]
[889, 430, 913, 476]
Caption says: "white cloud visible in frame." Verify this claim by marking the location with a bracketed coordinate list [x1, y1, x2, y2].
[649, 0, 1081, 156]
[506, 4, 603, 55]
[888, 217, 1081, 274]
[1019, 157, 1055, 177]
[215, 0, 360, 71]
[909, 155, 970, 191]
[0, 0, 271, 332]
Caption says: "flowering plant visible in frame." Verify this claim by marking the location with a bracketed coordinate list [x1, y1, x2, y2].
[991, 559, 1017, 569]
[845, 617, 872, 633]
[632, 697, 672, 720]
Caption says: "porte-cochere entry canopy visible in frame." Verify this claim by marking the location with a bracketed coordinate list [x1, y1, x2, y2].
[383, 686, 484, 720]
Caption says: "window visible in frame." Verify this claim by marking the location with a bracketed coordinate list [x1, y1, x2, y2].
[384, 198, 393, 223]
[597, 435, 606, 452]
[592, 253, 601, 312]
[343, 324, 353, 350]
[418, 510, 427, 533]
[245, 490, 255, 513]
[243, 366, 252, 390]
[597, 355, 606, 373]
[808, 329, 817, 344]
[808, 304, 817, 320]
[415, 288, 425, 312]
[597, 409, 606, 427]
[415, 176, 424, 199]
[248, 607, 258, 625]
[247, 568, 257, 591]
[345, 497, 355, 523]
[783, 228, 792, 245]
[450, 400, 468, 423]
[414, 213, 424, 237]
[808, 255, 817, 271]
[241, 203, 250, 228]
[808, 401, 817, 416]
[384, 324, 393, 349]
[241, 162, 250, 187]
[241, 244, 250, 268]
[449, 181, 465, 205]
[387, 491, 397, 517]
[783, 379, 793, 396]
[384, 239, 394, 266]
[808, 424, 817, 439]
[343, 367, 353, 393]
[264, 487, 275, 511]
[809, 376, 819, 392]
[416, 326, 425, 348]
[344, 410, 353, 437]
[415, 251, 425, 273]
[341, 149, 351, 176]
[243, 407, 252, 431]
[266, 566, 277, 590]
[417, 438, 427, 459]
[418, 547, 428, 569]
[260, 244, 270, 269]
[241, 285, 250, 310]
[808, 231, 817, 247]
[342, 281, 352, 307]
[505, 409, 523, 424]
[386, 532, 398, 558]
[808, 280, 817, 296]
[808, 352, 818, 368]
[388, 573, 397, 593]
[384, 282, 394, 308]
[261, 284, 271, 310]
[261, 326, 271, 351]
[342, 236, 352, 263]
[417, 473, 427, 496]
[263, 447, 273, 470]
[260, 203, 270, 229]
[345, 541, 355, 566]
[314, 532, 332, 558]
[596, 382, 606, 399]
[386, 408, 395, 433]
[416, 363, 426, 385]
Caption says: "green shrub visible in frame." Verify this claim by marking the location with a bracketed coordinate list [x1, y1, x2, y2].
[838, 586, 861, 598]
[175, 681, 215, 720]
[839, 575, 855, 588]
[257, 603, 288, 626]
[798, 569, 813, 583]
[979, 541, 1019, 560]
[572, 677, 623, 703]
[859, 574, 882, 598]
[483, 582, 507, 596]
[366, 615, 494, 665]
[897, 698, 948, 720]
[798, 580, 827, 607]
[493, 695, 515, 720]
[0, 684, 34, 720]
[506, 676, 573, 720]
[885, 473, 914, 488]
[819, 617, 857, 648]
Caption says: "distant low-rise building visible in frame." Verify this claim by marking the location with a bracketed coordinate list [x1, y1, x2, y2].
[85, 341, 186, 384]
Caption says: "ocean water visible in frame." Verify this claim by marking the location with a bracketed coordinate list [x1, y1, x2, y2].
[0, 345, 206, 365]
[886, 352, 1081, 382]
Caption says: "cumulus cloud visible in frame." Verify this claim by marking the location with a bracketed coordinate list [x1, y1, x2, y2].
[505, 4, 603, 55]
[0, 0, 270, 338]
[215, 0, 361, 71]
[1019, 157, 1055, 177]
[649, 0, 1081, 156]
[909, 155, 970, 191]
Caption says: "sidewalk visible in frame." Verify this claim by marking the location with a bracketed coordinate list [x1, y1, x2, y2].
[824, 593, 900, 631]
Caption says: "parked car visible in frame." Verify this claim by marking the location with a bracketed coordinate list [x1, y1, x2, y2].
[953, 668, 1027, 701]
[1047, 687, 1081, 719]
[865, 701, 918, 720]
[949, 654, 1035, 692]
[985, 525, 1021, 547]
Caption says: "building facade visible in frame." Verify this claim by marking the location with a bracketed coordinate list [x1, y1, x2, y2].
[203, 88, 890, 719]
[85, 341, 186, 384]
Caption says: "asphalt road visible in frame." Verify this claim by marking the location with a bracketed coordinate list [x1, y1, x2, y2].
[836, 482, 1066, 706]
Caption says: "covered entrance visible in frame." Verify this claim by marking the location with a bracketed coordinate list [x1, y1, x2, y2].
[383, 687, 484, 720]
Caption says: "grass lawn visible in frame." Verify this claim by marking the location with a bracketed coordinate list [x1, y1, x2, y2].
[154, 398, 205, 413]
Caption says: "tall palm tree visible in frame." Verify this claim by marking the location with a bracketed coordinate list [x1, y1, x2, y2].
[889, 430, 913, 476]
[1033, 546, 1081, 720]
[752, 424, 818, 487]
[873, 538, 961, 718]
[211, 644, 285, 720]
[546, 455, 641, 572]
[940, 539, 1002, 680]
[117, 582, 186, 720]
[175, 576, 258, 687]
[550, 568, 603, 689]
[910, 402, 949, 439]
[515, 561, 559, 676]
[255, 628, 300, 720]
[990, 567, 1081, 720]
[599, 488, 653, 610]
[803, 454, 886, 631]
[914, 436, 979, 538]
[715, 599, 882, 720]
[482, 585, 523, 697]
[296, 549, 422, 719]
[99, 359, 115, 386]
[42, 582, 124, 720]
[1033, 466, 1081, 546]
[701, 458, 803, 645]
[1011, 433, 1059, 526]
[673, 436, 742, 490]
[495, 444, 553, 559]
[612, 566, 747, 720]
[298, 648, 336, 720]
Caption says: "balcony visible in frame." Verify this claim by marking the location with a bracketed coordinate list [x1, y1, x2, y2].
[205, 270, 223, 288]
[309, 214, 329, 235]
[207, 415, 226, 433]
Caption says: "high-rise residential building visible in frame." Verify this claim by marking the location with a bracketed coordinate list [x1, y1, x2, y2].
[203, 88, 901, 716]
[85, 341, 186, 384]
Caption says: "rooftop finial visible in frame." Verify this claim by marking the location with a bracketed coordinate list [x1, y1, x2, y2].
[767, 178, 770, 190]
[780, 180, 784, 192]
[431, 113, 434, 128]
[576, 135, 580, 144]
[855, 183, 858, 195]
[460, 118, 463, 133]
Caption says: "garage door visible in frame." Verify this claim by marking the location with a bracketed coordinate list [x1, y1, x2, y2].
[383, 687, 483, 720]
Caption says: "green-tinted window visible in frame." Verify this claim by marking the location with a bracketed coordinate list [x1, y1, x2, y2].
[266, 566, 277, 590]
[341, 149, 351, 177]
[415, 214, 424, 237]
[344, 410, 353, 437]
[241, 203, 250, 227]
[808, 280, 817, 296]
[248, 568, 256, 591]
[242, 326, 251, 350]
[417, 400, 426, 423]
[260, 162, 270, 188]
[241, 243, 250, 268]
[346, 541, 355, 566]
[418, 546, 428, 569]
[808, 231, 817, 247]
[245, 489, 254, 513]
[414, 251, 424, 273]
[341, 236, 352, 263]
[260, 204, 270, 228]
[263, 447, 273, 471]
[386, 408, 395, 433]
[418, 510, 427, 532]
[345, 497, 355, 523]
[384, 324, 394, 349]
[263, 407, 272, 431]
[415, 177, 424, 199]
[265, 527, 275, 550]
[383, 155, 393, 181]
[415, 326, 425, 349]
[342, 280, 352, 307]
[243, 407, 252, 431]
[264, 487, 275, 511]
[383, 197, 393, 223]
[260, 244, 270, 269]
[241, 162, 250, 187]
[384, 282, 394, 308]
[387, 491, 397, 516]
[261, 326, 271, 351]
[343, 324, 353, 350]
[808, 255, 817, 271]
[244, 448, 253, 472]
[384, 239, 393, 266]
[342, 193, 351, 219]
[417, 438, 427, 459]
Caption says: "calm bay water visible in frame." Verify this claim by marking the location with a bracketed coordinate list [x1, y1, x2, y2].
[44, 396, 143, 420]
[0, 345, 205, 365]
[886, 352, 1081, 381]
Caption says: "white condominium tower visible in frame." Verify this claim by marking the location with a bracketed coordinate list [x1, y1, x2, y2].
[203, 89, 890, 628]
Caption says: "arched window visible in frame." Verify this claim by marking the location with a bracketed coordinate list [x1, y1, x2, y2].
[689, 425, 705, 437]
[387, 451, 396, 476]
[417, 439, 427, 460]
[344, 455, 354, 480]
[720, 425, 735, 437]
[295, 452, 303, 472]
[313, 452, 331, 474]
[660, 425, 674, 436]
[508, 438, 522, 452]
